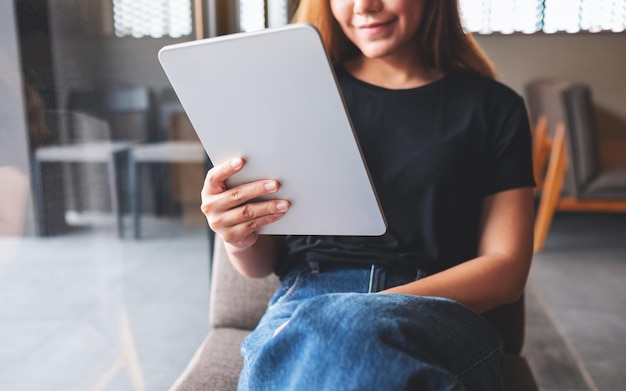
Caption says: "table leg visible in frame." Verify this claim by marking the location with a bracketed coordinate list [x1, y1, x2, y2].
[108, 149, 129, 239]
[128, 155, 141, 239]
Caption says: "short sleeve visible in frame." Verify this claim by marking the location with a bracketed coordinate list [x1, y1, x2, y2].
[483, 95, 536, 196]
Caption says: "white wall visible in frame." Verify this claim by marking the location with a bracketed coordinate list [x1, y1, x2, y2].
[0, 1, 36, 236]
[476, 32, 626, 138]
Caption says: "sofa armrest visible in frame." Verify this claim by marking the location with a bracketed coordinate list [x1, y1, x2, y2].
[209, 238, 280, 330]
[169, 328, 248, 391]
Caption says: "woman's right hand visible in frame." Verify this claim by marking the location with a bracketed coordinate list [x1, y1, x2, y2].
[201, 157, 290, 251]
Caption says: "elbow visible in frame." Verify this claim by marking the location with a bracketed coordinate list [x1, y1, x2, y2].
[498, 270, 530, 306]
[499, 252, 533, 306]
[502, 283, 526, 305]
[488, 258, 531, 308]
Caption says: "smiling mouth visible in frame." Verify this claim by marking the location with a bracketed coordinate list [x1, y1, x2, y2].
[356, 19, 396, 34]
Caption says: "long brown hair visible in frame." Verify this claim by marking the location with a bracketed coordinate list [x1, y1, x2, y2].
[292, 0, 496, 79]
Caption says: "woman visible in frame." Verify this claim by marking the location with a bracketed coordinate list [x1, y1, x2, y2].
[201, 0, 535, 389]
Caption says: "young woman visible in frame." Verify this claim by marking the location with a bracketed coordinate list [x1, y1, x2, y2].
[201, 0, 535, 389]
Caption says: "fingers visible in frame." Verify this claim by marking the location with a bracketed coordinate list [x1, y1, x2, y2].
[203, 157, 244, 195]
[200, 157, 290, 248]
[213, 179, 281, 213]
[216, 199, 290, 230]
[219, 204, 289, 246]
[208, 198, 290, 238]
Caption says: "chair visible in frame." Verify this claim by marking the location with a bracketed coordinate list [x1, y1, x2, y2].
[156, 88, 185, 139]
[169, 238, 538, 391]
[526, 80, 575, 193]
[532, 83, 626, 252]
[67, 86, 156, 142]
[32, 110, 131, 237]
[68, 86, 168, 217]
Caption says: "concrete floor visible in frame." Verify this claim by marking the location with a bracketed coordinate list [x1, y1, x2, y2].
[527, 212, 626, 391]
[0, 211, 623, 390]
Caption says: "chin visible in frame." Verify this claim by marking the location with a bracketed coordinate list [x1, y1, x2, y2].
[356, 42, 403, 60]
[361, 49, 395, 60]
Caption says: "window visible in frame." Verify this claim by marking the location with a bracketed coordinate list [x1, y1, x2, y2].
[112, 0, 193, 38]
[239, 0, 267, 32]
[459, 0, 626, 34]
[239, 0, 292, 32]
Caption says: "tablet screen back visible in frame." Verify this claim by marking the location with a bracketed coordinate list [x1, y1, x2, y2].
[158, 23, 386, 235]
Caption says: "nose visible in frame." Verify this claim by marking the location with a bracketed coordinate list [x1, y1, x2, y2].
[353, 0, 383, 14]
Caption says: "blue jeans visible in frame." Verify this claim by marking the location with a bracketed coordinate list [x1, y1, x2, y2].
[238, 262, 504, 391]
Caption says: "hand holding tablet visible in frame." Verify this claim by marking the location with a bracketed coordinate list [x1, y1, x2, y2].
[201, 157, 291, 248]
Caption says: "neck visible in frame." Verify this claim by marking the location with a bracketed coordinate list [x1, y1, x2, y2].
[344, 52, 443, 90]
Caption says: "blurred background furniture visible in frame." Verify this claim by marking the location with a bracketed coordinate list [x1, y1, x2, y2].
[128, 111, 208, 239]
[169, 238, 538, 391]
[32, 110, 130, 237]
[167, 112, 209, 228]
[526, 79, 572, 194]
[527, 82, 626, 252]
[128, 141, 206, 239]
[67, 86, 156, 142]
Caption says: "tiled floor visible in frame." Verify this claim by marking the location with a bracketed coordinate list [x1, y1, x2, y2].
[0, 211, 623, 390]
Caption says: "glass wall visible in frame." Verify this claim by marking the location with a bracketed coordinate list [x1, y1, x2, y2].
[0, 1, 215, 389]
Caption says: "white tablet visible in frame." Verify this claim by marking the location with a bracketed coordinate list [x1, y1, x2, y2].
[158, 23, 386, 235]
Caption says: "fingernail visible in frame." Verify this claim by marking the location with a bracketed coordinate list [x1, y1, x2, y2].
[230, 158, 242, 168]
[265, 181, 278, 192]
[276, 201, 289, 211]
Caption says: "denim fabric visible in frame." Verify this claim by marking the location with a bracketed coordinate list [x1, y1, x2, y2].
[238, 263, 504, 391]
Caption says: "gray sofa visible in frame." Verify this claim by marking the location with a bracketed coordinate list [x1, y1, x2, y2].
[170, 238, 538, 390]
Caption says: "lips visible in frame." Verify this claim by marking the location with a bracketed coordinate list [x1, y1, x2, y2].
[359, 21, 387, 28]
[355, 18, 396, 34]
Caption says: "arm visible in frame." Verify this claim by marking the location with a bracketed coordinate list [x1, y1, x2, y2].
[382, 187, 534, 314]
[200, 157, 290, 278]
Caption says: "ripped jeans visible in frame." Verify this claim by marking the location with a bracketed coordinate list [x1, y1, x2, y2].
[238, 262, 504, 391]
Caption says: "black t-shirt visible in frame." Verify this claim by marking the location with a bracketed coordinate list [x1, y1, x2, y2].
[278, 67, 535, 275]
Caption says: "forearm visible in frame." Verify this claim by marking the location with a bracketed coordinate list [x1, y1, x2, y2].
[383, 188, 535, 314]
[225, 235, 282, 278]
[382, 253, 531, 313]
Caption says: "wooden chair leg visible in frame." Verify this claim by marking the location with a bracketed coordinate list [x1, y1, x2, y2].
[534, 124, 567, 252]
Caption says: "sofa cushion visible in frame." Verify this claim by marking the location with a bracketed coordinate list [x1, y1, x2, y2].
[583, 166, 626, 198]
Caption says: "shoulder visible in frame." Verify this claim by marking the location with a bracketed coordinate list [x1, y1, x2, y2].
[445, 73, 524, 107]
